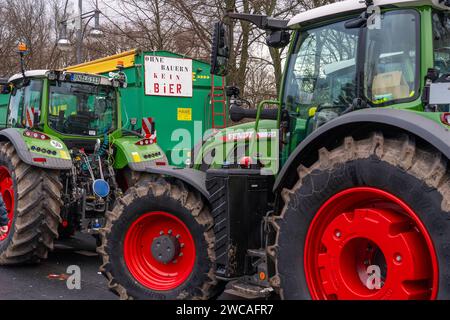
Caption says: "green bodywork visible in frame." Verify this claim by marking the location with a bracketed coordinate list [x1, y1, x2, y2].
[0, 73, 166, 169]
[197, 6, 450, 175]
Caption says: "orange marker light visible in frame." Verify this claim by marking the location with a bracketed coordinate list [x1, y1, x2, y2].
[18, 42, 28, 53]
[259, 272, 266, 281]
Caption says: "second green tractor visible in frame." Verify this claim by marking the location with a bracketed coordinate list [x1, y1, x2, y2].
[0, 59, 167, 264]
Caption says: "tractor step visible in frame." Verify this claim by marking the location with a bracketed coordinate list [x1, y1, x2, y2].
[224, 280, 273, 300]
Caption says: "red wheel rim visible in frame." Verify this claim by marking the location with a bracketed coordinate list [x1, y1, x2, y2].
[304, 187, 438, 300]
[0, 166, 14, 241]
[124, 211, 196, 291]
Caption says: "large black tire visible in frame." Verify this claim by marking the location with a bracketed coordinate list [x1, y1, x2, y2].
[270, 132, 450, 300]
[99, 178, 218, 300]
[0, 142, 62, 265]
[122, 168, 155, 188]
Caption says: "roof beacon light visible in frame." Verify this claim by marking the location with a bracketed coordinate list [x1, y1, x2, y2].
[17, 42, 28, 54]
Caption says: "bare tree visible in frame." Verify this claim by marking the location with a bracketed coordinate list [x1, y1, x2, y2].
[0, 0, 337, 102]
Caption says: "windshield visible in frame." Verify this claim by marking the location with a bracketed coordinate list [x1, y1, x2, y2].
[8, 79, 43, 128]
[283, 9, 419, 120]
[283, 20, 359, 119]
[433, 10, 450, 77]
[48, 81, 117, 136]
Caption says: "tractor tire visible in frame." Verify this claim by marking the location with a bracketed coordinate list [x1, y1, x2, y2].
[122, 168, 155, 189]
[99, 178, 218, 300]
[0, 142, 62, 265]
[270, 132, 450, 300]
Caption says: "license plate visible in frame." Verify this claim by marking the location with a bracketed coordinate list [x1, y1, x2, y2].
[70, 73, 101, 85]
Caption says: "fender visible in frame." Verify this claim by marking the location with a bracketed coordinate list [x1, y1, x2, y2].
[144, 166, 209, 199]
[113, 136, 168, 171]
[274, 108, 450, 192]
[0, 128, 72, 170]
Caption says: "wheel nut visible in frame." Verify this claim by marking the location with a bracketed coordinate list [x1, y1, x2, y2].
[168, 229, 173, 235]
[179, 253, 183, 257]
[159, 231, 164, 235]
[335, 230, 341, 238]
[395, 254, 402, 262]
[180, 243, 185, 248]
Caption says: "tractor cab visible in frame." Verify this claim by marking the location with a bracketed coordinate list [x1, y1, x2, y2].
[210, 1, 450, 168]
[7, 70, 122, 141]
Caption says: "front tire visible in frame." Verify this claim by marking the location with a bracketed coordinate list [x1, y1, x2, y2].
[272, 133, 450, 300]
[0, 142, 62, 265]
[99, 178, 218, 299]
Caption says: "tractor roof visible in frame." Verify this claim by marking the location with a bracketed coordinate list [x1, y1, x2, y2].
[288, 0, 450, 27]
[9, 69, 115, 86]
[9, 70, 49, 82]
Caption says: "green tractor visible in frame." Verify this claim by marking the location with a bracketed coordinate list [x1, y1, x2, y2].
[0, 45, 167, 264]
[99, 0, 450, 300]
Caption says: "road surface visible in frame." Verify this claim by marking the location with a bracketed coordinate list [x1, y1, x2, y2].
[0, 233, 238, 300]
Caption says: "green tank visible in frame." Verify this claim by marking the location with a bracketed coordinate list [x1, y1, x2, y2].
[68, 49, 227, 166]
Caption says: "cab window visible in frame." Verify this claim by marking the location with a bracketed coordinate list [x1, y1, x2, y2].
[364, 10, 419, 105]
[283, 19, 359, 120]
[48, 81, 117, 136]
[8, 79, 43, 128]
[433, 10, 450, 77]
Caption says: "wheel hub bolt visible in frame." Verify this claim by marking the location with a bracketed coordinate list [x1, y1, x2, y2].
[395, 254, 402, 262]
[335, 230, 342, 238]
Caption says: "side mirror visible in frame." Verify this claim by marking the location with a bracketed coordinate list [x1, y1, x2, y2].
[211, 21, 230, 76]
[266, 30, 291, 48]
[229, 104, 278, 122]
[344, 12, 368, 29]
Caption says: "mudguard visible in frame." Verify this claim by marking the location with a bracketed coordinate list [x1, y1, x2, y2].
[274, 108, 450, 191]
[0, 128, 72, 170]
[113, 136, 168, 171]
[145, 166, 209, 199]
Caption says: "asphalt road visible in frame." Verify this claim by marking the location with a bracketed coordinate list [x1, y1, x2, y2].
[0, 233, 237, 300]
[0, 233, 117, 300]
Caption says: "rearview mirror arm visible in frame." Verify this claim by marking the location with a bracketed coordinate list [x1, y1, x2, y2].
[226, 13, 289, 31]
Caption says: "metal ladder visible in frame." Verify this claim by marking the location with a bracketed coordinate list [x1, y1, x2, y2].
[210, 75, 227, 129]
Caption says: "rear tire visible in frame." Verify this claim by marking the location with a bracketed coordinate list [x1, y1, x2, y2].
[0, 142, 62, 265]
[271, 132, 450, 300]
[99, 178, 218, 299]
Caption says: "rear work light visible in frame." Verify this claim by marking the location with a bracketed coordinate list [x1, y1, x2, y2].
[24, 130, 50, 140]
[135, 138, 156, 146]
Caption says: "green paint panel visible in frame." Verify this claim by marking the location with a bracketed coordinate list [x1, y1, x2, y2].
[113, 136, 165, 169]
[19, 128, 71, 160]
